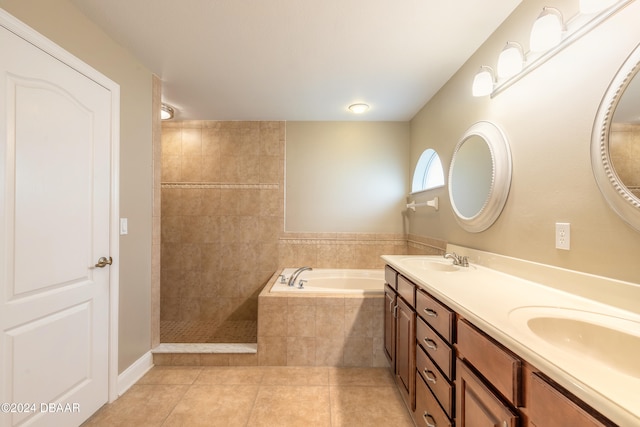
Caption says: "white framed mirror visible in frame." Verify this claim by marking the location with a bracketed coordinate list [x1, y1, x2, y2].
[448, 121, 512, 232]
[591, 41, 640, 232]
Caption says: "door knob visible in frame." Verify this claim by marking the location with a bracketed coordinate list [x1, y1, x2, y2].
[95, 256, 113, 268]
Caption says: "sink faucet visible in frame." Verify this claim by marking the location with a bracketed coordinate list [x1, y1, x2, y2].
[287, 266, 312, 287]
[443, 252, 469, 267]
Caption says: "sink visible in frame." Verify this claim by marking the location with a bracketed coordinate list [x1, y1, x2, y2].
[509, 307, 640, 378]
[398, 257, 460, 272]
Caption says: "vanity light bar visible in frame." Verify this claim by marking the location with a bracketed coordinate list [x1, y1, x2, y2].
[472, 0, 633, 98]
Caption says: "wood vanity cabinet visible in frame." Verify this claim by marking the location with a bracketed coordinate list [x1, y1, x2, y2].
[395, 275, 416, 410]
[396, 295, 416, 409]
[383, 265, 398, 369]
[383, 283, 396, 368]
[384, 266, 416, 411]
[383, 264, 618, 427]
[415, 288, 456, 427]
[456, 318, 521, 427]
[457, 361, 518, 427]
[456, 318, 615, 427]
[527, 371, 616, 427]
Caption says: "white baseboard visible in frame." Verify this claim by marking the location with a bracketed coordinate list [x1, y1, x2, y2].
[116, 351, 154, 397]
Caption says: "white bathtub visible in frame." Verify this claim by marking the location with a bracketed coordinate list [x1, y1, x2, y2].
[270, 268, 385, 294]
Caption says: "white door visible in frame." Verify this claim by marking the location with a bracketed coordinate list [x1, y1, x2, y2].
[0, 23, 112, 427]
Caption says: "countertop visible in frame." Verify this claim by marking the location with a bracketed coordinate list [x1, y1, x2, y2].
[382, 248, 640, 426]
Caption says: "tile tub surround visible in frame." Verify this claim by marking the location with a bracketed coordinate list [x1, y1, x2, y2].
[278, 232, 446, 269]
[257, 274, 388, 368]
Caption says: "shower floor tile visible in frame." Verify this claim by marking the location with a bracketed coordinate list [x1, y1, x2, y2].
[161, 320, 257, 343]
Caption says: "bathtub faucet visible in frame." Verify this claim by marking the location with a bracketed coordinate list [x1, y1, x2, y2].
[288, 266, 313, 287]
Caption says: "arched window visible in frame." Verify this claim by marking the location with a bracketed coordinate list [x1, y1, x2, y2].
[411, 149, 445, 193]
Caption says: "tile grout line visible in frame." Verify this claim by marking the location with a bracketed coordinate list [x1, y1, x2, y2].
[244, 367, 267, 427]
[159, 367, 203, 426]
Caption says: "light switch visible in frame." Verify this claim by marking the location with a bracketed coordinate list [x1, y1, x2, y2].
[120, 218, 128, 235]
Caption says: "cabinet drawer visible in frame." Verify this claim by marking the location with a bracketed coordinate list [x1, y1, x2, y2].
[416, 289, 455, 343]
[397, 275, 415, 307]
[415, 374, 453, 427]
[529, 373, 612, 427]
[456, 319, 521, 406]
[417, 317, 453, 380]
[385, 265, 398, 289]
[417, 345, 454, 418]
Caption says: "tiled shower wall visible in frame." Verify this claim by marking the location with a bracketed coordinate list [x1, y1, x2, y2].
[160, 121, 285, 326]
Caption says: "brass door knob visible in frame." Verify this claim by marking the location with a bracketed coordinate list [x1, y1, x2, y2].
[95, 257, 113, 268]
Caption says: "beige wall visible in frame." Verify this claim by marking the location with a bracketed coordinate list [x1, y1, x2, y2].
[409, 0, 640, 283]
[286, 122, 410, 233]
[0, 0, 154, 372]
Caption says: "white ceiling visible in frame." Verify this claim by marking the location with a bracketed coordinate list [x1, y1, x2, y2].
[71, 0, 522, 121]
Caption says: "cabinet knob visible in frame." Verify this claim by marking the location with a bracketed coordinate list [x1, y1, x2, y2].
[423, 412, 437, 427]
[423, 338, 438, 351]
[423, 369, 437, 384]
[424, 308, 438, 317]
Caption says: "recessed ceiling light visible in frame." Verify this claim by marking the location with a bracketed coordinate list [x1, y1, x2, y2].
[161, 103, 175, 120]
[348, 103, 370, 114]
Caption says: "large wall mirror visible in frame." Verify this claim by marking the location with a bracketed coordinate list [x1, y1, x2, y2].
[448, 121, 512, 232]
[591, 41, 640, 232]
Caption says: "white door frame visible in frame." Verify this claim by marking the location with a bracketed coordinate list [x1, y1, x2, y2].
[0, 9, 120, 403]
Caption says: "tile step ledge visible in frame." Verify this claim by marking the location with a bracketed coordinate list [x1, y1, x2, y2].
[152, 343, 257, 354]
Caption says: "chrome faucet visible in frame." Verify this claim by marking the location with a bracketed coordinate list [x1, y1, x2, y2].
[443, 252, 469, 267]
[287, 266, 312, 287]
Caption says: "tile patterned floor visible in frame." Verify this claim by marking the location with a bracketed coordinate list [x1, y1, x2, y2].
[82, 366, 414, 426]
[160, 320, 257, 343]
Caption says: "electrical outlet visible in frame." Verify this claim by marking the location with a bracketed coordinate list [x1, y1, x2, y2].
[555, 222, 570, 250]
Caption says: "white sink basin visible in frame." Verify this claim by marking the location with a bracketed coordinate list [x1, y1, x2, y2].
[509, 307, 640, 378]
[397, 256, 461, 272]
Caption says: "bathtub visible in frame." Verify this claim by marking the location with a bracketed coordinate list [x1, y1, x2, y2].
[269, 268, 385, 294]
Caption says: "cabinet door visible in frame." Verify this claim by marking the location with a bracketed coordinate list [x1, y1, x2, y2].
[396, 297, 416, 410]
[384, 285, 396, 369]
[457, 361, 518, 427]
[529, 373, 612, 427]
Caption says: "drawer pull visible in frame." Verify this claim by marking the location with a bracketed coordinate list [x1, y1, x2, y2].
[423, 308, 438, 317]
[423, 369, 437, 384]
[423, 338, 437, 351]
[423, 412, 437, 427]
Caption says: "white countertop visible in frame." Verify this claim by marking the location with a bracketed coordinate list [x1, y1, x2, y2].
[382, 248, 640, 426]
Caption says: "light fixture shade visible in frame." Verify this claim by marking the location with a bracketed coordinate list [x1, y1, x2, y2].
[530, 7, 564, 52]
[579, 0, 617, 14]
[497, 42, 524, 79]
[161, 103, 174, 120]
[472, 67, 495, 97]
[348, 103, 369, 114]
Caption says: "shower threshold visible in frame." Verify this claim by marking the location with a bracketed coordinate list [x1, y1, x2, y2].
[153, 343, 257, 354]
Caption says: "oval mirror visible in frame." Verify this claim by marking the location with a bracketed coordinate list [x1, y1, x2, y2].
[592, 42, 640, 232]
[448, 121, 512, 232]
